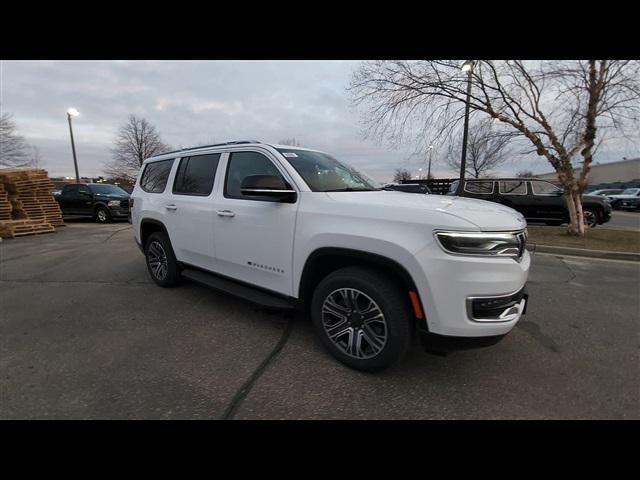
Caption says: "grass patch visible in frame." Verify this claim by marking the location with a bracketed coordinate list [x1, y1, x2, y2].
[527, 226, 640, 253]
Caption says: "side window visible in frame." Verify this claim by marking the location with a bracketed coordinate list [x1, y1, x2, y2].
[140, 159, 174, 193]
[78, 185, 91, 195]
[173, 153, 220, 196]
[224, 151, 285, 200]
[464, 180, 494, 195]
[531, 181, 561, 195]
[499, 181, 527, 195]
[63, 184, 78, 194]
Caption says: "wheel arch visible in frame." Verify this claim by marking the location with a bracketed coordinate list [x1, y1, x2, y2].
[298, 247, 424, 319]
[140, 218, 169, 248]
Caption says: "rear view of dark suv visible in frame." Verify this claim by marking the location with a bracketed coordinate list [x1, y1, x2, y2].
[448, 178, 612, 228]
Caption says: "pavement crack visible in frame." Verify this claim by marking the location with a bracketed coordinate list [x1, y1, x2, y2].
[558, 257, 578, 283]
[102, 226, 132, 243]
[221, 314, 295, 420]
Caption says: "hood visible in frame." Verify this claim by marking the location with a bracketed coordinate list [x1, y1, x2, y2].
[324, 191, 527, 231]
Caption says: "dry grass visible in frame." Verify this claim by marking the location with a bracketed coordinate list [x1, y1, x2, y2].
[527, 226, 640, 253]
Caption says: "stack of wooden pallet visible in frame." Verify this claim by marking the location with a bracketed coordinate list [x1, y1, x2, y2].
[0, 168, 64, 239]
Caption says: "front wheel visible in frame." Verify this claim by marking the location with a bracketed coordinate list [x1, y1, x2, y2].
[583, 208, 599, 228]
[95, 206, 111, 223]
[311, 266, 414, 372]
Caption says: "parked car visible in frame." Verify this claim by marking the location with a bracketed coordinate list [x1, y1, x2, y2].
[447, 178, 612, 228]
[131, 141, 530, 372]
[55, 183, 130, 223]
[383, 183, 431, 194]
[606, 188, 640, 210]
[588, 188, 624, 197]
[619, 196, 640, 211]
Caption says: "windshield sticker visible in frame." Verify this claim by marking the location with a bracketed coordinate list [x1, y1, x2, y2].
[282, 152, 298, 158]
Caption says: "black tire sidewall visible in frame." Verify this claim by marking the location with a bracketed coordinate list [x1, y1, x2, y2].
[311, 266, 413, 372]
[144, 232, 181, 287]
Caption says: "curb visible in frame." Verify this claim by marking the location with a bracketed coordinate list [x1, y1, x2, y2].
[527, 244, 640, 262]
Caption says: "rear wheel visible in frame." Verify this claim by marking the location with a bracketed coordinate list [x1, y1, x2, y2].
[311, 266, 414, 372]
[145, 232, 181, 287]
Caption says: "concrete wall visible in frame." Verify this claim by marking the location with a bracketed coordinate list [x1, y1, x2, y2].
[535, 158, 640, 184]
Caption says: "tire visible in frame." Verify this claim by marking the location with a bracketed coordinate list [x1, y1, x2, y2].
[95, 206, 111, 223]
[583, 208, 599, 228]
[144, 232, 181, 287]
[311, 266, 414, 372]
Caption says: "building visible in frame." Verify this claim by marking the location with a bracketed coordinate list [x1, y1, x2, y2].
[535, 157, 640, 187]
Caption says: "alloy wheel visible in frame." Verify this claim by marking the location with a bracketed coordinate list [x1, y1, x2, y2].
[321, 288, 388, 359]
[147, 241, 168, 280]
[583, 210, 597, 228]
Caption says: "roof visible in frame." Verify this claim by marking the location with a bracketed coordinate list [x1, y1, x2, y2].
[146, 140, 323, 163]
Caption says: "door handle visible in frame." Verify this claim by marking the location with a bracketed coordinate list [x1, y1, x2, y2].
[216, 210, 235, 217]
[165, 204, 178, 211]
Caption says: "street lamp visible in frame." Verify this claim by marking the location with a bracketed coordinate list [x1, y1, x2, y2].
[427, 144, 434, 180]
[456, 61, 474, 196]
[66, 108, 80, 183]
[418, 168, 423, 180]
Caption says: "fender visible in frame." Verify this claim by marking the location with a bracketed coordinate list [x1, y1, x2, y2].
[297, 247, 422, 312]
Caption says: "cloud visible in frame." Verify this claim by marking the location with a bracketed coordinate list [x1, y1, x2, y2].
[1, 60, 637, 181]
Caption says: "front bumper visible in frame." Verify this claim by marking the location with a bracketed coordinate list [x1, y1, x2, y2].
[109, 207, 130, 218]
[408, 244, 530, 338]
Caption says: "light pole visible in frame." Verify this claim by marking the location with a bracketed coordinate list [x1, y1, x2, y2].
[418, 168, 423, 180]
[427, 144, 434, 180]
[456, 61, 474, 196]
[66, 108, 80, 183]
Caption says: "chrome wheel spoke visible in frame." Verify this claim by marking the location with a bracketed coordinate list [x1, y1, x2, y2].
[321, 288, 387, 360]
[147, 241, 168, 280]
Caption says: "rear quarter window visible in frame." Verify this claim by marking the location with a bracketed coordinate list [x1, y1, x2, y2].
[140, 159, 174, 193]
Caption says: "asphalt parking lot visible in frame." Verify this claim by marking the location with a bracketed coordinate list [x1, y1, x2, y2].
[1, 221, 638, 419]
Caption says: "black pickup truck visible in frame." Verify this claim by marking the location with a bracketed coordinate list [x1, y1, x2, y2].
[54, 183, 130, 223]
[447, 178, 612, 228]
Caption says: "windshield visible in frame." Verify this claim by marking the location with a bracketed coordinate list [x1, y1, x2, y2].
[277, 149, 381, 192]
[621, 189, 639, 195]
[88, 184, 128, 196]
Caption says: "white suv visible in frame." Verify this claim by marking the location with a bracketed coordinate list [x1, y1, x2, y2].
[131, 141, 530, 371]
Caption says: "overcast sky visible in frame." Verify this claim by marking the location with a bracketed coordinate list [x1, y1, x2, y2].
[1, 60, 638, 181]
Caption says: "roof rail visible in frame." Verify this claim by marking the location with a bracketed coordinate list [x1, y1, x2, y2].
[156, 140, 262, 157]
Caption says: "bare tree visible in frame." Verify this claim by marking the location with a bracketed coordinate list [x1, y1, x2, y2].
[0, 112, 30, 167]
[516, 169, 534, 178]
[350, 60, 640, 235]
[392, 168, 412, 182]
[104, 115, 169, 182]
[445, 119, 512, 178]
[279, 137, 301, 146]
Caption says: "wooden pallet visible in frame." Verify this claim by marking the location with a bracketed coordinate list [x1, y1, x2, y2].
[0, 168, 65, 238]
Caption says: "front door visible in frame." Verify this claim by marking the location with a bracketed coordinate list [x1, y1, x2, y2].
[212, 150, 299, 296]
[529, 180, 566, 221]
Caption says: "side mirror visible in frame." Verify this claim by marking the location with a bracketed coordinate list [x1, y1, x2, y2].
[240, 175, 297, 203]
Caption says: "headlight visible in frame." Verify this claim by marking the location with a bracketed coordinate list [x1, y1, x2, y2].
[107, 200, 121, 207]
[434, 230, 527, 259]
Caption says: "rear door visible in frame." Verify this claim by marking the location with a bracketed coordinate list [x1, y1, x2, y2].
[496, 180, 530, 217]
[211, 149, 299, 296]
[58, 184, 78, 213]
[164, 153, 221, 272]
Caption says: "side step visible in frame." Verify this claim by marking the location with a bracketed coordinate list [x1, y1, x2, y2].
[181, 268, 294, 311]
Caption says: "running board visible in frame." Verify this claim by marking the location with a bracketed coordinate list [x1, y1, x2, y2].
[181, 268, 294, 311]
